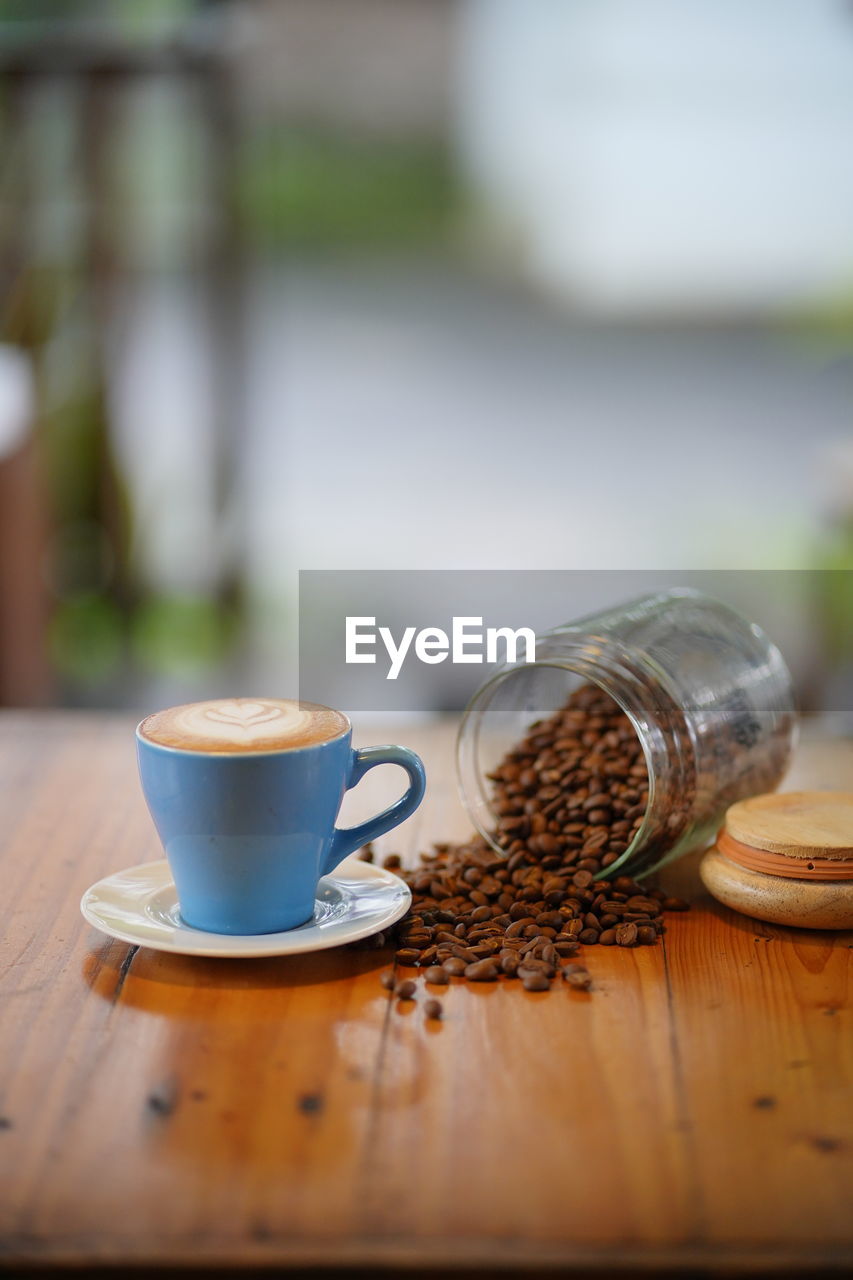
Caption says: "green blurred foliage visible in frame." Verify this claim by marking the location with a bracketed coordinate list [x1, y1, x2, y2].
[131, 594, 237, 677]
[0, 1, 86, 17]
[0, 0, 193, 29]
[788, 287, 853, 360]
[788, 290, 853, 668]
[49, 593, 124, 684]
[817, 547, 853, 662]
[239, 130, 458, 250]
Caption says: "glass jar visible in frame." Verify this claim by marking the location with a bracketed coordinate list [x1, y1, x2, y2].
[456, 588, 797, 878]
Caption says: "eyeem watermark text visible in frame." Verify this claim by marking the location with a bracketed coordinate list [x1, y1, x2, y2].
[346, 616, 536, 680]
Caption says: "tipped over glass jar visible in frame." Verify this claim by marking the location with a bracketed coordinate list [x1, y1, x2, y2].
[456, 588, 797, 880]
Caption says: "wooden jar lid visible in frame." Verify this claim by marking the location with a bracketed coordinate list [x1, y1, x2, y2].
[700, 791, 853, 930]
[725, 791, 853, 859]
[700, 849, 853, 929]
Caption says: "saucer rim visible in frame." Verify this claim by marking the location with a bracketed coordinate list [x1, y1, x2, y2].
[80, 857, 411, 958]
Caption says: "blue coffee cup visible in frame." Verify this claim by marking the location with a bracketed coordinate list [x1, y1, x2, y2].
[136, 712, 425, 935]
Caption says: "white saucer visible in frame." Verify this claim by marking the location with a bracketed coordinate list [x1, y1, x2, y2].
[80, 857, 411, 958]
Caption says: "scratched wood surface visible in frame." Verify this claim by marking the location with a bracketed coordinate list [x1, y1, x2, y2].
[0, 713, 851, 1276]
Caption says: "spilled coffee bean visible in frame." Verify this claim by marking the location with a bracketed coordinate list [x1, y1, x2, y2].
[562, 964, 593, 990]
[521, 971, 551, 992]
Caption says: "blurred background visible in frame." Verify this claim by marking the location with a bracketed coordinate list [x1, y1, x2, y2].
[0, 0, 851, 716]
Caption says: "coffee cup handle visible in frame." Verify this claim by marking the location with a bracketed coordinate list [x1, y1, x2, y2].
[324, 745, 426, 875]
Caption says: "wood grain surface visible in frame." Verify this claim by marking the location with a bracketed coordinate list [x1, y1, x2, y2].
[1, 713, 851, 1276]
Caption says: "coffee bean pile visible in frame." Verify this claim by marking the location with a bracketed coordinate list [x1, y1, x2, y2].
[374, 684, 689, 995]
[385, 839, 681, 988]
[488, 682, 650, 866]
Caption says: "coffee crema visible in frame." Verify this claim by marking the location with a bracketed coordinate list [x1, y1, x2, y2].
[138, 698, 349, 754]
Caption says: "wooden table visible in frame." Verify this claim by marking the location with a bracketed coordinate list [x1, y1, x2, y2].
[1, 713, 852, 1278]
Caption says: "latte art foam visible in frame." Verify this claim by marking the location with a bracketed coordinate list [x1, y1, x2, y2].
[139, 698, 349, 754]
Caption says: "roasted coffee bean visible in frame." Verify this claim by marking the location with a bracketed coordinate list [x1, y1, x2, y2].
[395, 979, 416, 999]
[518, 958, 555, 976]
[383, 853, 402, 869]
[401, 935, 431, 950]
[464, 960, 499, 982]
[554, 939, 580, 957]
[424, 998, 443, 1020]
[627, 896, 661, 916]
[563, 966, 592, 990]
[451, 945, 480, 963]
[598, 928, 616, 946]
[395, 949, 420, 965]
[578, 928, 600, 945]
[500, 952, 520, 976]
[615, 922, 638, 947]
[637, 925, 658, 945]
[441, 957, 467, 976]
[424, 966, 449, 985]
[663, 896, 690, 911]
[467, 929, 501, 945]
[521, 971, 551, 992]
[506, 917, 536, 938]
[536, 911, 564, 930]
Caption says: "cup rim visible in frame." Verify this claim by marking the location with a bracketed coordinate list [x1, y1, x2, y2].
[135, 702, 352, 759]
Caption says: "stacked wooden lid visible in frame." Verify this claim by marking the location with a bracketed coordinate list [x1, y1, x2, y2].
[700, 792, 853, 929]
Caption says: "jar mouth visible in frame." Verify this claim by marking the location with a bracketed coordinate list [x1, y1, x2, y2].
[456, 589, 797, 884]
[455, 650, 658, 880]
